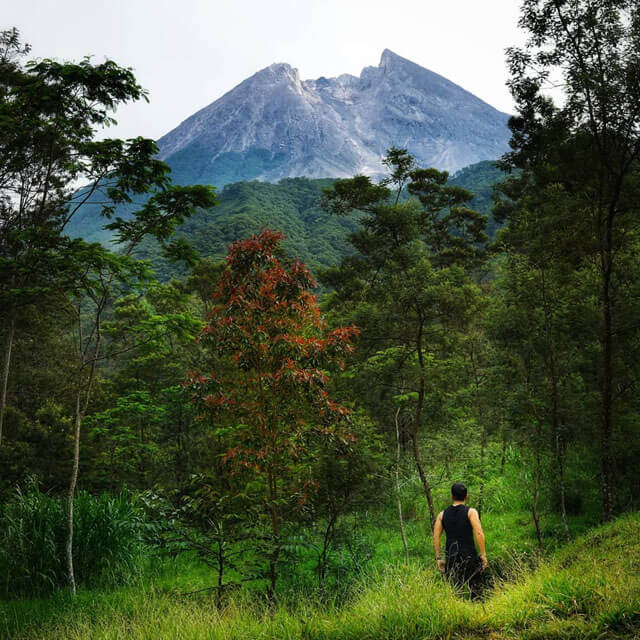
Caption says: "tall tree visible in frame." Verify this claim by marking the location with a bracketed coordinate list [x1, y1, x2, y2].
[500, 0, 640, 519]
[321, 148, 486, 528]
[0, 29, 217, 593]
[187, 230, 358, 598]
[0, 28, 214, 449]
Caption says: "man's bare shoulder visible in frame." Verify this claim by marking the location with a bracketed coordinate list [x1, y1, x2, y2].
[436, 510, 444, 521]
[467, 507, 479, 519]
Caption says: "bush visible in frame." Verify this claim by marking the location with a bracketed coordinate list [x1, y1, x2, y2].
[0, 479, 147, 598]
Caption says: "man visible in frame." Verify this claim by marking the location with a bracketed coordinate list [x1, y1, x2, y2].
[432, 482, 488, 600]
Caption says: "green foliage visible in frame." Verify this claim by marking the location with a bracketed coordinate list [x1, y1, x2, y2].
[0, 480, 146, 598]
[138, 177, 361, 280]
[83, 281, 206, 490]
[449, 161, 505, 237]
[0, 27, 215, 312]
[67, 162, 507, 281]
[86, 392, 167, 488]
[497, 0, 640, 519]
[320, 148, 487, 526]
[187, 229, 360, 595]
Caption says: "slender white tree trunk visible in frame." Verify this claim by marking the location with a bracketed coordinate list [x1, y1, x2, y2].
[0, 310, 16, 447]
[66, 302, 102, 596]
[66, 391, 82, 596]
[394, 406, 409, 565]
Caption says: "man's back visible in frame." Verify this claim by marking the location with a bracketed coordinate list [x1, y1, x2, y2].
[442, 504, 477, 559]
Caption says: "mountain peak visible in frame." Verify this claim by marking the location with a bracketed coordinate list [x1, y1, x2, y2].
[379, 48, 406, 68]
[267, 61, 296, 74]
[250, 62, 300, 85]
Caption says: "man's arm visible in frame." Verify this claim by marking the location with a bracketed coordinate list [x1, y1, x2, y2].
[432, 511, 445, 573]
[468, 508, 488, 570]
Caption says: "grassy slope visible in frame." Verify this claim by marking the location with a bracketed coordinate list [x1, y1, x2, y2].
[2, 512, 638, 640]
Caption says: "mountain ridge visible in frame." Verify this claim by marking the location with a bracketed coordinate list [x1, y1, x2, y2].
[157, 50, 511, 187]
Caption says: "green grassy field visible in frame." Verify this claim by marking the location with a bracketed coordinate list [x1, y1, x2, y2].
[1, 509, 638, 640]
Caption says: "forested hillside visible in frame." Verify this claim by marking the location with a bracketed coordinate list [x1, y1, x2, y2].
[1, 2, 640, 639]
[133, 178, 358, 279]
[67, 161, 505, 279]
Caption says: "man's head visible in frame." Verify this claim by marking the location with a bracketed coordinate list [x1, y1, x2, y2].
[451, 482, 468, 502]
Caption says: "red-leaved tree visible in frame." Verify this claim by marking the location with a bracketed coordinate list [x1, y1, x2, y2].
[186, 229, 358, 597]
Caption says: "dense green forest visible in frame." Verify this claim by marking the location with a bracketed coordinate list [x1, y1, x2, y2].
[66, 161, 505, 279]
[1, 1, 640, 639]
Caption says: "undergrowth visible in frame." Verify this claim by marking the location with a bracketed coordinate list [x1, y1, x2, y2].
[1, 512, 638, 639]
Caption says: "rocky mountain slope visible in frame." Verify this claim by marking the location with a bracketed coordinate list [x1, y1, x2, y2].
[158, 50, 511, 186]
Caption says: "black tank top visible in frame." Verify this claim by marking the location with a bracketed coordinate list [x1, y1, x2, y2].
[442, 504, 477, 558]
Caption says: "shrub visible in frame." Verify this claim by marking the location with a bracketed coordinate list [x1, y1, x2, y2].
[0, 479, 147, 598]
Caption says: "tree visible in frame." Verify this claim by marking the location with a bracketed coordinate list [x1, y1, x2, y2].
[500, 0, 640, 519]
[86, 283, 205, 489]
[486, 255, 577, 545]
[0, 28, 215, 449]
[321, 148, 486, 528]
[186, 229, 358, 598]
[62, 234, 206, 596]
[307, 412, 386, 595]
[0, 29, 217, 593]
[144, 474, 263, 608]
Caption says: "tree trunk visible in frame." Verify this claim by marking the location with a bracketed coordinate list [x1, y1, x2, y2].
[394, 406, 409, 565]
[532, 421, 543, 553]
[318, 511, 338, 595]
[601, 259, 614, 521]
[0, 309, 16, 448]
[540, 266, 569, 537]
[412, 397, 436, 529]
[267, 469, 279, 601]
[66, 391, 82, 596]
[413, 321, 436, 529]
[500, 431, 508, 475]
[216, 538, 224, 609]
[477, 425, 487, 520]
[66, 305, 102, 596]
[470, 345, 486, 519]
[557, 425, 570, 539]
[550, 382, 570, 536]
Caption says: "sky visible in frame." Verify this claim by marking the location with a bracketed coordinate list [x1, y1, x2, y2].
[2, 0, 526, 141]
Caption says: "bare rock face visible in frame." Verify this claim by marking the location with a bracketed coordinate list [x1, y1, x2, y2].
[158, 50, 511, 186]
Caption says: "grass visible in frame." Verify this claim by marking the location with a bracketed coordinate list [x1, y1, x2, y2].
[1, 512, 638, 639]
[0, 483, 146, 598]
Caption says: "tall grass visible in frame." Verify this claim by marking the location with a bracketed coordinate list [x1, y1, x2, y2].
[2, 512, 638, 639]
[0, 480, 146, 598]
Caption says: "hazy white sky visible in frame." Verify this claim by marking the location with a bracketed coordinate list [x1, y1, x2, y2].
[2, 0, 526, 141]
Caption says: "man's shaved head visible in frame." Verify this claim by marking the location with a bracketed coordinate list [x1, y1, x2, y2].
[451, 483, 468, 500]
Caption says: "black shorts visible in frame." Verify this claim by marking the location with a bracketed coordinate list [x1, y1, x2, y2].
[445, 554, 483, 599]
